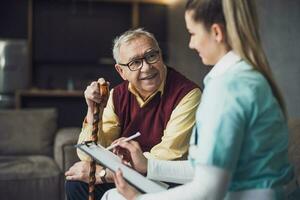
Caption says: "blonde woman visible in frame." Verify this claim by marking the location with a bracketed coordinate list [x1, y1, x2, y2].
[102, 0, 299, 199]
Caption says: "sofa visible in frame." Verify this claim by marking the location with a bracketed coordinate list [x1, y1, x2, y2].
[0, 108, 299, 200]
[0, 108, 80, 200]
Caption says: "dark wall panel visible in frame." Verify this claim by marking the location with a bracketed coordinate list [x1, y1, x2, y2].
[139, 3, 168, 61]
[33, 1, 132, 63]
[0, 1, 28, 39]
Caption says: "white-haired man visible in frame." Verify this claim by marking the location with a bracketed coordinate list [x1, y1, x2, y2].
[65, 28, 201, 200]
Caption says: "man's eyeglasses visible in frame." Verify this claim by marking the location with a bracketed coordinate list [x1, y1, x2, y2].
[118, 50, 160, 71]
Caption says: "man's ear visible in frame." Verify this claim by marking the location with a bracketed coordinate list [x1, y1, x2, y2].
[211, 23, 225, 43]
[115, 64, 127, 80]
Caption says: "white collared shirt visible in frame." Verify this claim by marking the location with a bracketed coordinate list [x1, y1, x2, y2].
[204, 51, 241, 86]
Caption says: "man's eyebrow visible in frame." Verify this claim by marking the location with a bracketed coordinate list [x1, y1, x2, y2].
[128, 48, 155, 61]
[128, 54, 141, 62]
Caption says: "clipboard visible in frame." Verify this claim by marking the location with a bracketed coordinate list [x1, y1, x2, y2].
[76, 142, 169, 193]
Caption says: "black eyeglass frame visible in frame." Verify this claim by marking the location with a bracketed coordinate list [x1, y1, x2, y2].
[118, 50, 160, 71]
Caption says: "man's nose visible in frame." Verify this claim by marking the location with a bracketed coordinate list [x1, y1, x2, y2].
[140, 59, 152, 72]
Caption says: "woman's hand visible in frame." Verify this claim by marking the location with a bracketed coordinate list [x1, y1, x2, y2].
[113, 169, 141, 200]
[112, 139, 148, 174]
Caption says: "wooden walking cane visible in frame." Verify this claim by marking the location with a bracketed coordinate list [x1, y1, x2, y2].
[88, 82, 109, 200]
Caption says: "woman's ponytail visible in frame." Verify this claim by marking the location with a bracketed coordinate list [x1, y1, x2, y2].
[222, 0, 287, 117]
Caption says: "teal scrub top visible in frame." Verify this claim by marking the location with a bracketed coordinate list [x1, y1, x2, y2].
[189, 59, 293, 197]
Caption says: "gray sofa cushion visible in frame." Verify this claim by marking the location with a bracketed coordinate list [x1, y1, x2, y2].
[0, 155, 61, 200]
[0, 155, 60, 180]
[0, 108, 57, 156]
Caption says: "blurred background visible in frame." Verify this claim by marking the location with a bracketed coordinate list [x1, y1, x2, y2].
[0, 0, 299, 126]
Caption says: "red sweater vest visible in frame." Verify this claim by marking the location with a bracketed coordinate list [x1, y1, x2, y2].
[113, 67, 198, 152]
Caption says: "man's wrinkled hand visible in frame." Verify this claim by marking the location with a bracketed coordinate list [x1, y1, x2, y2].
[65, 161, 90, 183]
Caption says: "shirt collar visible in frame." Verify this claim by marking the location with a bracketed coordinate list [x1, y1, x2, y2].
[204, 51, 241, 86]
[128, 65, 166, 106]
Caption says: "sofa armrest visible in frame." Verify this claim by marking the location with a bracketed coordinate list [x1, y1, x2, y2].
[54, 127, 81, 172]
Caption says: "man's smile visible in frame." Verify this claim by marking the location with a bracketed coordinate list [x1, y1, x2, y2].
[139, 72, 158, 80]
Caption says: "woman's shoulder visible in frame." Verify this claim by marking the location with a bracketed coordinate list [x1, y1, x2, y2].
[220, 61, 270, 92]
[206, 61, 273, 105]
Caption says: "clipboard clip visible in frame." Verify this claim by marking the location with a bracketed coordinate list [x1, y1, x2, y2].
[74, 140, 97, 148]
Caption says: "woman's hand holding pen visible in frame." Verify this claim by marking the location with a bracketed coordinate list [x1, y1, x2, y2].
[112, 139, 148, 175]
[110, 138, 146, 200]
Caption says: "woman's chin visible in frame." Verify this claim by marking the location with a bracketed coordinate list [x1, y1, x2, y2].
[201, 57, 214, 66]
[200, 57, 208, 65]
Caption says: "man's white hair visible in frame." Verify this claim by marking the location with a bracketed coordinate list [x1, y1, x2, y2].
[112, 28, 160, 63]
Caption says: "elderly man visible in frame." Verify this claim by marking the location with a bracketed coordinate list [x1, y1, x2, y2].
[65, 28, 201, 200]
